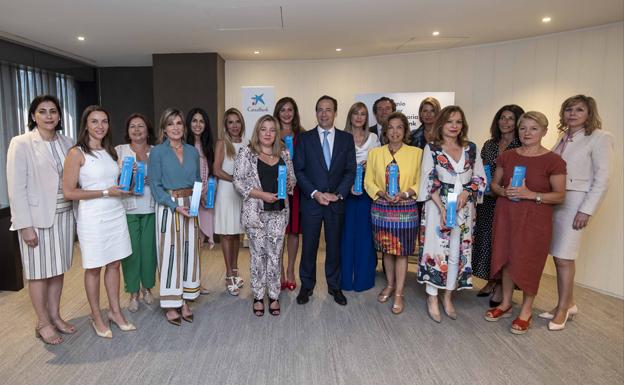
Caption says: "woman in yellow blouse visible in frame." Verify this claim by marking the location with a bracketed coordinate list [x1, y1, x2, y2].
[365, 112, 422, 314]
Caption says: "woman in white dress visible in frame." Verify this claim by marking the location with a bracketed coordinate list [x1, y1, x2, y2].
[63, 105, 135, 338]
[417, 106, 486, 322]
[214, 108, 246, 295]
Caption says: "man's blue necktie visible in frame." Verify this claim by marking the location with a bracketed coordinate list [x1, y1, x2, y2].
[322, 130, 331, 169]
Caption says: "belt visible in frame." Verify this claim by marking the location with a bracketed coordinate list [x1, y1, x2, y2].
[169, 188, 193, 198]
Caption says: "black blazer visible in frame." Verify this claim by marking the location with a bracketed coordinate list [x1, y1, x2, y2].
[294, 127, 356, 214]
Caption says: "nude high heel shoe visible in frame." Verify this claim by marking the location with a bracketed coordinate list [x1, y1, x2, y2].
[538, 304, 578, 320]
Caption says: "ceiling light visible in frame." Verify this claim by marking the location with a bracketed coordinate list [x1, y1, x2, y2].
[77, 36, 85, 41]
[253, 51, 260, 54]
[432, 31, 440, 36]
[335, 48, 342, 52]
[542, 17, 551, 23]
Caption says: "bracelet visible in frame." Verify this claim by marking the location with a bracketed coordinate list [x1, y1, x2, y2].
[403, 191, 410, 199]
[102, 189, 109, 198]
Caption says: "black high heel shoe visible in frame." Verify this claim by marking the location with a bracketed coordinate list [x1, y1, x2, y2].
[268, 298, 280, 316]
[253, 299, 265, 317]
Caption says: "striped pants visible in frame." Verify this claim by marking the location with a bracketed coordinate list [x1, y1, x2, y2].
[155, 198, 201, 308]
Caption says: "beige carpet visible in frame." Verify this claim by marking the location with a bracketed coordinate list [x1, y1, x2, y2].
[0, 242, 622, 385]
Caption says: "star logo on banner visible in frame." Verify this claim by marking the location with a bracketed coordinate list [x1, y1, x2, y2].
[251, 94, 265, 105]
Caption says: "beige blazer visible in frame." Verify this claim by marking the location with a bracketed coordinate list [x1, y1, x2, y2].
[6, 129, 74, 230]
[553, 129, 613, 215]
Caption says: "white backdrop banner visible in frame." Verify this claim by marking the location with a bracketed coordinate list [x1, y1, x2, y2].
[241, 86, 275, 142]
[354, 92, 455, 131]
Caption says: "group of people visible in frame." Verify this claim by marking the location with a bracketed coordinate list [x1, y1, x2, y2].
[6, 92, 612, 344]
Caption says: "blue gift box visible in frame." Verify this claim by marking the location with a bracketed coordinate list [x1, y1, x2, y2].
[353, 163, 363, 194]
[119, 156, 134, 191]
[134, 161, 145, 195]
[277, 165, 287, 199]
[205, 177, 216, 208]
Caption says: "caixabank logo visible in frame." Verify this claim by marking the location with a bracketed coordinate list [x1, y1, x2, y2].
[247, 94, 269, 112]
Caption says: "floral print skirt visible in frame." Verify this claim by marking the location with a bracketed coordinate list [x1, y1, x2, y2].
[371, 199, 419, 256]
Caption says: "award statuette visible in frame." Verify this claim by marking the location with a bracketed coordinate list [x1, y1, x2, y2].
[277, 165, 287, 199]
[446, 192, 458, 228]
[510, 165, 526, 202]
[353, 163, 363, 194]
[134, 161, 145, 195]
[387, 163, 399, 197]
[284, 135, 294, 158]
[119, 156, 134, 192]
[205, 176, 216, 208]
[189, 181, 203, 217]
[484, 164, 491, 194]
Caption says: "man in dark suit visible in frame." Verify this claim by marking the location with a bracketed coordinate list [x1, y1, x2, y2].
[369, 96, 396, 145]
[293, 95, 356, 306]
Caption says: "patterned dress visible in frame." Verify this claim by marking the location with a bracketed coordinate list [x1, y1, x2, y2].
[472, 138, 521, 279]
[417, 143, 486, 291]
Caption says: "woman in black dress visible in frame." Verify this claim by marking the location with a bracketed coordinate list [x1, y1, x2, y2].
[472, 104, 524, 306]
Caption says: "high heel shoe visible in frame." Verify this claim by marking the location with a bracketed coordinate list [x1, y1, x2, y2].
[90, 319, 112, 339]
[442, 301, 457, 320]
[232, 269, 244, 288]
[225, 276, 240, 296]
[107, 312, 136, 331]
[377, 286, 395, 303]
[35, 323, 63, 345]
[181, 304, 194, 323]
[477, 282, 496, 297]
[142, 288, 155, 304]
[548, 310, 572, 331]
[253, 299, 265, 317]
[269, 298, 280, 316]
[280, 281, 288, 290]
[538, 304, 578, 320]
[426, 295, 441, 323]
[391, 294, 404, 315]
[166, 309, 182, 326]
[287, 281, 297, 291]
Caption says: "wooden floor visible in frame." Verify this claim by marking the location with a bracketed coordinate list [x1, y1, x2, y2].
[0, 242, 622, 385]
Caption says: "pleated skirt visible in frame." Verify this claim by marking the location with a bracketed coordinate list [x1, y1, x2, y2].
[371, 199, 419, 256]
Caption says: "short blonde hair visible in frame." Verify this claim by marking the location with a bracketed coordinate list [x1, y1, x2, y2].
[518, 111, 549, 130]
[249, 115, 283, 157]
[418, 97, 441, 124]
[557, 95, 602, 135]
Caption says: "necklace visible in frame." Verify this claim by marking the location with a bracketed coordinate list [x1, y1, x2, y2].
[260, 151, 275, 159]
[170, 141, 183, 150]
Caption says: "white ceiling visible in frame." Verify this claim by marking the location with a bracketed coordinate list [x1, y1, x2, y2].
[0, 0, 622, 66]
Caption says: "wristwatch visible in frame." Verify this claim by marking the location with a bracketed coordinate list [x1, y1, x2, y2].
[336, 193, 344, 200]
[535, 194, 542, 204]
[403, 191, 410, 199]
[102, 189, 109, 198]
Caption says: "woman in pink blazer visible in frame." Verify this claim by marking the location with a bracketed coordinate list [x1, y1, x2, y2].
[542, 95, 613, 331]
[6, 95, 75, 345]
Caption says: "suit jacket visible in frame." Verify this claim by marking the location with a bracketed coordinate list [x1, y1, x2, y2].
[293, 127, 356, 214]
[553, 129, 613, 215]
[7, 129, 74, 230]
[233, 146, 296, 229]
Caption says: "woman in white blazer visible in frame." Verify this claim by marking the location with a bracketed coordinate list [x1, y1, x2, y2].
[541, 95, 613, 331]
[6, 95, 75, 345]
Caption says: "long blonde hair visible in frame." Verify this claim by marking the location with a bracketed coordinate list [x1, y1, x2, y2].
[249, 115, 283, 157]
[221, 108, 245, 158]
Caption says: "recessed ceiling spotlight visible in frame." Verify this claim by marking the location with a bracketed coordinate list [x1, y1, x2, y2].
[253, 51, 260, 54]
[77, 36, 85, 41]
[542, 17, 551, 23]
[432, 31, 440, 36]
[335, 48, 342, 52]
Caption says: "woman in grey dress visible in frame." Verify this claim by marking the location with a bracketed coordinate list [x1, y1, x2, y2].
[6, 95, 75, 345]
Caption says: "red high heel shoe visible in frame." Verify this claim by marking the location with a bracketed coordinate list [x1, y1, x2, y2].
[287, 281, 297, 291]
[280, 281, 288, 290]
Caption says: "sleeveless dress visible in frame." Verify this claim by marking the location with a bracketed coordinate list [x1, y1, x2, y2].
[214, 142, 244, 235]
[76, 149, 132, 268]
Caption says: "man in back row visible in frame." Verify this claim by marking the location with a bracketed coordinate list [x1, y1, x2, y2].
[369, 96, 396, 145]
